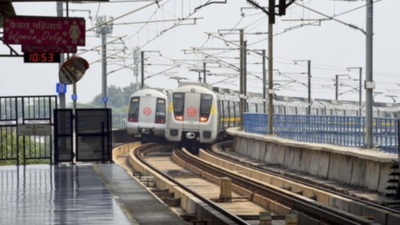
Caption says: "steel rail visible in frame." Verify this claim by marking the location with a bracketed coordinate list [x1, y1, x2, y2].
[174, 148, 376, 225]
[133, 143, 249, 225]
[207, 142, 400, 214]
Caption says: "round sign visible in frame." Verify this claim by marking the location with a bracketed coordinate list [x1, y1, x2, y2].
[187, 107, 197, 117]
[143, 107, 152, 116]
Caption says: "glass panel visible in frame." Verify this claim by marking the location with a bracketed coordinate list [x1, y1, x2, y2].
[156, 98, 166, 116]
[173, 93, 184, 115]
[200, 94, 213, 116]
[128, 97, 140, 120]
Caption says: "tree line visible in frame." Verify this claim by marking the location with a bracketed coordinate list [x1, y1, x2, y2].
[73, 82, 142, 114]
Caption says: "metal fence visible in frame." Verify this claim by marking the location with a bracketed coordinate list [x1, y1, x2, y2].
[0, 95, 56, 165]
[243, 113, 398, 154]
[111, 113, 126, 130]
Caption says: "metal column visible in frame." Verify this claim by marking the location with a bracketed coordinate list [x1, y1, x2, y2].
[239, 29, 244, 131]
[262, 50, 266, 113]
[366, 0, 374, 148]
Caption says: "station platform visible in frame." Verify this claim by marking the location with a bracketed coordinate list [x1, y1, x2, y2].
[0, 163, 188, 225]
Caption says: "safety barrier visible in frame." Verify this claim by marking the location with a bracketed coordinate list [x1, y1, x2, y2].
[112, 113, 126, 130]
[243, 113, 398, 154]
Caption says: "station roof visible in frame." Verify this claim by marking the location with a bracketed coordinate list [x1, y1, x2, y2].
[0, 0, 109, 28]
[0, 1, 16, 28]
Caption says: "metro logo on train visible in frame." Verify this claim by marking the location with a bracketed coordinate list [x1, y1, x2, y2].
[143, 107, 152, 116]
[187, 107, 197, 117]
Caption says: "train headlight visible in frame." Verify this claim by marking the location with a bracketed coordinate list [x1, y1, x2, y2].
[129, 117, 138, 122]
[199, 116, 208, 122]
[175, 115, 184, 121]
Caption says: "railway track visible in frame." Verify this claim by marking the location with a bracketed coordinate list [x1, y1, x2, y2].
[208, 141, 400, 212]
[127, 142, 400, 224]
[132, 142, 249, 225]
[173, 147, 381, 225]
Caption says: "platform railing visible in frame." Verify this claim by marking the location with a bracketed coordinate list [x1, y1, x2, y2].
[111, 113, 126, 130]
[243, 113, 398, 154]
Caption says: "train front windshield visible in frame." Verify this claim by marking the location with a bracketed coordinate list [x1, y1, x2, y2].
[128, 97, 140, 122]
[200, 94, 213, 122]
[173, 93, 184, 120]
[155, 98, 166, 124]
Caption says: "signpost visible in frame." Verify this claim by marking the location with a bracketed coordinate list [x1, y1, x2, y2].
[17, 124, 52, 136]
[56, 83, 67, 94]
[3, 16, 85, 46]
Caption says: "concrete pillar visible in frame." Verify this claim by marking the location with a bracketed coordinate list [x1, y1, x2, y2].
[286, 214, 299, 225]
[219, 177, 232, 202]
[259, 212, 272, 225]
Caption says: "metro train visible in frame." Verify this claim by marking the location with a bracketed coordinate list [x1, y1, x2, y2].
[165, 83, 240, 144]
[126, 88, 167, 139]
[127, 83, 399, 144]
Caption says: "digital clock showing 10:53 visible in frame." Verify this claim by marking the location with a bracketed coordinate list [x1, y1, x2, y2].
[23, 53, 61, 63]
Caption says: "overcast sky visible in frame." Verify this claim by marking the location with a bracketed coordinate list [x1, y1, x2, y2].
[1, 0, 399, 105]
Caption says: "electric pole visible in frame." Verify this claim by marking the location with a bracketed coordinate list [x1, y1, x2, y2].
[335, 74, 349, 100]
[141, 51, 144, 88]
[203, 62, 207, 83]
[267, 0, 274, 134]
[96, 16, 113, 108]
[294, 60, 312, 114]
[57, 2, 65, 109]
[239, 29, 244, 131]
[366, 0, 374, 148]
[247, 0, 295, 134]
[262, 50, 266, 113]
[348, 67, 363, 116]
[133, 47, 139, 91]
[244, 41, 247, 112]
[307, 60, 311, 114]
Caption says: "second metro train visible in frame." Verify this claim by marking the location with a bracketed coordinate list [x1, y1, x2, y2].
[126, 88, 167, 139]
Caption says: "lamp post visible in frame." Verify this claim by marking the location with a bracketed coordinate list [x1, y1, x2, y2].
[335, 74, 349, 100]
[294, 60, 311, 114]
[347, 67, 363, 116]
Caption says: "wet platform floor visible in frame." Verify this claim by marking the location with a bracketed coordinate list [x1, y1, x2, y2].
[0, 164, 188, 225]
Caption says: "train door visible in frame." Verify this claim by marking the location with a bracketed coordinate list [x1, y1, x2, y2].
[218, 100, 223, 130]
[230, 101, 236, 127]
[235, 101, 240, 126]
[224, 100, 230, 128]
[183, 92, 200, 130]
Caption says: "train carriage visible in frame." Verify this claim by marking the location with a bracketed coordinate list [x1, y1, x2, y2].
[126, 88, 167, 139]
[165, 83, 220, 143]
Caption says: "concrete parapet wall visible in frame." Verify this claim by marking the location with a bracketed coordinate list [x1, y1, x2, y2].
[201, 144, 400, 225]
[227, 128, 398, 194]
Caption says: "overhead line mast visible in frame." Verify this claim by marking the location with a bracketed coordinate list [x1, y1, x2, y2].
[246, 0, 296, 134]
